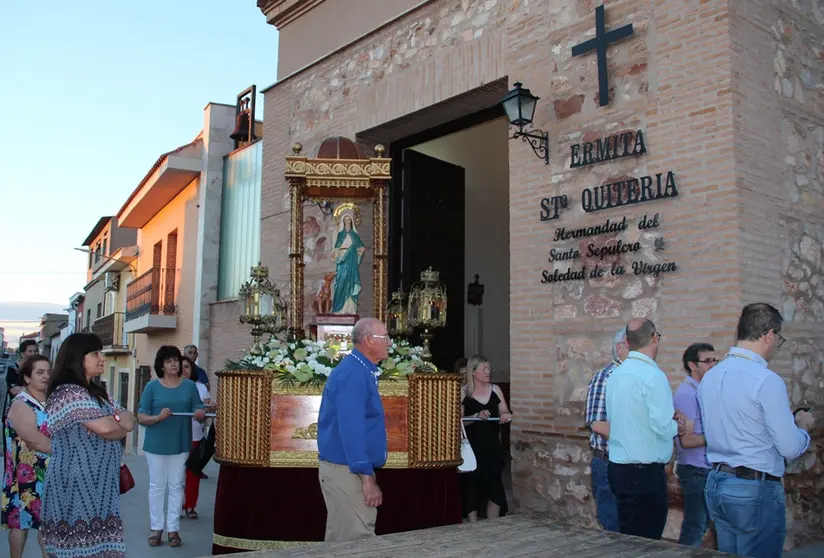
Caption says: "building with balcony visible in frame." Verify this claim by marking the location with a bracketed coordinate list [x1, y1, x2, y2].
[114, 102, 244, 453]
[77, 216, 140, 452]
[80, 216, 138, 394]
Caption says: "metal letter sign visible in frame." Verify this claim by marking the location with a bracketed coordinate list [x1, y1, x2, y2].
[571, 4, 634, 107]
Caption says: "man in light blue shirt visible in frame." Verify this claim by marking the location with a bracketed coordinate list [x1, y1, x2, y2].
[699, 303, 814, 558]
[606, 318, 690, 540]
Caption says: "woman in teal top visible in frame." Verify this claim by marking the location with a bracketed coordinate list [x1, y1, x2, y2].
[137, 346, 205, 548]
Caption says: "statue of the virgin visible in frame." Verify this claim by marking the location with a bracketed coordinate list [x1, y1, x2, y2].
[329, 203, 365, 314]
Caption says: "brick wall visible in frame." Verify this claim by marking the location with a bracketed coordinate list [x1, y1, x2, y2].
[254, 0, 822, 546]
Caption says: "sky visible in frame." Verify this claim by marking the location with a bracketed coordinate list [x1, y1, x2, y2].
[0, 1, 278, 329]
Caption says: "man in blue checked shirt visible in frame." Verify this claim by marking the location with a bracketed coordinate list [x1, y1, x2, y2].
[699, 303, 815, 558]
[584, 328, 629, 532]
[605, 318, 691, 540]
[317, 317, 391, 542]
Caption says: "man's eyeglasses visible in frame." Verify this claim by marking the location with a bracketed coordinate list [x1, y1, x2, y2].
[653, 331, 662, 340]
[697, 358, 718, 365]
[775, 332, 786, 348]
[370, 334, 391, 343]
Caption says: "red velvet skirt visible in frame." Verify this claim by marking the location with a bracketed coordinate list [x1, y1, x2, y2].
[212, 466, 461, 554]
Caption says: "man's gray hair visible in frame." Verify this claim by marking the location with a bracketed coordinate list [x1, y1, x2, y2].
[184, 344, 197, 352]
[611, 328, 627, 361]
[352, 318, 380, 345]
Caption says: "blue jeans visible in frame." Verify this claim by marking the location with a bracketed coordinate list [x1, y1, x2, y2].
[705, 469, 786, 558]
[590, 455, 619, 531]
[676, 464, 710, 546]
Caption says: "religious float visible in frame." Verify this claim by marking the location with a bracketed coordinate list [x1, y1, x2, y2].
[211, 137, 463, 554]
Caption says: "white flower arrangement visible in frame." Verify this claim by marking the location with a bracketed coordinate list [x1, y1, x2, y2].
[227, 336, 435, 385]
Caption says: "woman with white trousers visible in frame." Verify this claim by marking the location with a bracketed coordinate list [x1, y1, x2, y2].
[137, 345, 205, 548]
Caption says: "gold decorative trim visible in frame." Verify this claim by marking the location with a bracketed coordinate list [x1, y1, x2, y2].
[291, 423, 318, 440]
[379, 378, 408, 397]
[384, 451, 409, 468]
[270, 450, 319, 467]
[213, 533, 318, 551]
[272, 383, 323, 396]
[285, 157, 391, 180]
[269, 450, 409, 468]
[271, 378, 408, 396]
[306, 178, 372, 189]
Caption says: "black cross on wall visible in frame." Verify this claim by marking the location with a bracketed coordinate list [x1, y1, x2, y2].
[571, 4, 634, 107]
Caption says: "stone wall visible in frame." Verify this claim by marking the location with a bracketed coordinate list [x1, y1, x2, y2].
[730, 0, 824, 547]
[253, 0, 823, 547]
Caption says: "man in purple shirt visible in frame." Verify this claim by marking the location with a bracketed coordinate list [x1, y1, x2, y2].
[673, 342, 717, 547]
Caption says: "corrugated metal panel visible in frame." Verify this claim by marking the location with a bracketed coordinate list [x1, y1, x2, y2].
[218, 141, 262, 300]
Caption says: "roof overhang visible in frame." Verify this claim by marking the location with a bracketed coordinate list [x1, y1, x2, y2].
[82, 216, 113, 246]
[257, 0, 325, 28]
[118, 141, 203, 228]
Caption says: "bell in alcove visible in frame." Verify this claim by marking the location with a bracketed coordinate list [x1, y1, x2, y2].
[229, 108, 251, 143]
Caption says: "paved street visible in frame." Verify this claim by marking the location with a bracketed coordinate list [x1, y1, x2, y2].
[2, 452, 824, 557]
[1, 453, 219, 558]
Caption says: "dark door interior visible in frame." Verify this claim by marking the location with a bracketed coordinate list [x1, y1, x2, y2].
[394, 149, 465, 371]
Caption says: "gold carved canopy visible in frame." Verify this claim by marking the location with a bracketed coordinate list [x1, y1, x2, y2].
[285, 137, 391, 338]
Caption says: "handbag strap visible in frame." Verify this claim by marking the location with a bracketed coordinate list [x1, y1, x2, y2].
[460, 419, 468, 440]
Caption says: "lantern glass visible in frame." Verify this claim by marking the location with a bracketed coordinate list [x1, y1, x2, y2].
[407, 267, 448, 330]
[237, 262, 288, 353]
[386, 291, 408, 336]
[502, 82, 538, 129]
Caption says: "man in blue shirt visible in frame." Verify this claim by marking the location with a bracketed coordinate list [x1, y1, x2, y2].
[584, 328, 628, 532]
[699, 303, 814, 558]
[317, 317, 390, 541]
[606, 318, 690, 540]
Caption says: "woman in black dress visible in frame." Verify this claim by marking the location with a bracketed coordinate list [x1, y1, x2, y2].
[460, 355, 512, 521]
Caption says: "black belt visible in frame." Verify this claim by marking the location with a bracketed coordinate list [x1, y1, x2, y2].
[592, 448, 608, 461]
[713, 463, 781, 483]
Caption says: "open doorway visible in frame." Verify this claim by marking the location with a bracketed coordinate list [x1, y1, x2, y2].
[388, 114, 511, 386]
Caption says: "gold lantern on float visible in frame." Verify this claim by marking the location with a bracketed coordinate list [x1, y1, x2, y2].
[238, 262, 287, 354]
[407, 267, 447, 361]
[386, 290, 408, 338]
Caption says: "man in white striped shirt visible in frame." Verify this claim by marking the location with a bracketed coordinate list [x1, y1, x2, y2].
[606, 318, 691, 540]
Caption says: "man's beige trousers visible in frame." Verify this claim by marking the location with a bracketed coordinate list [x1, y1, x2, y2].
[319, 460, 378, 541]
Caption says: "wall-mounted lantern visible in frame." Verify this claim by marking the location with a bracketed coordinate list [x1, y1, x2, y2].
[501, 82, 549, 164]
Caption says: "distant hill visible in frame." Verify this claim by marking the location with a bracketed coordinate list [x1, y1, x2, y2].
[0, 301, 66, 322]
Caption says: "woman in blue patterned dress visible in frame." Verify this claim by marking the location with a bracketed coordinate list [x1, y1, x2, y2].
[41, 333, 137, 558]
[2, 355, 51, 558]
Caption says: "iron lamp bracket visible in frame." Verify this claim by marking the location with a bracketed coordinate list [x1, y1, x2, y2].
[511, 127, 549, 165]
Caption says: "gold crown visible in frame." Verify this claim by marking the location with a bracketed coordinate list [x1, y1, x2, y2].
[420, 267, 440, 282]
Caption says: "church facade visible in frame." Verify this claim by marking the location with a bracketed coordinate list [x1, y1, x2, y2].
[208, 0, 824, 547]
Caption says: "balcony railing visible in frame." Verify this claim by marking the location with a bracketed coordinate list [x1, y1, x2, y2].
[93, 312, 129, 350]
[125, 268, 177, 322]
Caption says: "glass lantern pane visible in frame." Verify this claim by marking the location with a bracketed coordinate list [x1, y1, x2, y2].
[502, 95, 522, 125]
[259, 292, 274, 315]
[520, 95, 537, 124]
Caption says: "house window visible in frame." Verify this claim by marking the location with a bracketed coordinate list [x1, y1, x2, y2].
[96, 303, 102, 319]
[102, 236, 108, 258]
